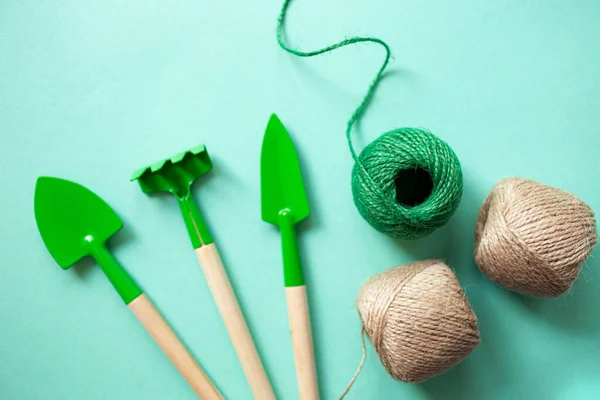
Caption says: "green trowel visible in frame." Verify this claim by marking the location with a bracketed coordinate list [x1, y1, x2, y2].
[261, 114, 319, 399]
[131, 145, 275, 400]
[34, 177, 223, 400]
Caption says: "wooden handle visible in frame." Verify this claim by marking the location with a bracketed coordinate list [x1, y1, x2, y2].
[196, 244, 276, 400]
[128, 294, 223, 400]
[285, 285, 319, 400]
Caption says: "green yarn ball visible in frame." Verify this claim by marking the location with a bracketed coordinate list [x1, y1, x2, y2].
[351, 128, 463, 239]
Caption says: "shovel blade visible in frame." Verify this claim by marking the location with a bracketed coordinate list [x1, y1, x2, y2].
[260, 114, 310, 226]
[34, 177, 122, 269]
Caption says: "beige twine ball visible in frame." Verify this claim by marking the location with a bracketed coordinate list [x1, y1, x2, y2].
[474, 177, 597, 297]
[356, 260, 480, 383]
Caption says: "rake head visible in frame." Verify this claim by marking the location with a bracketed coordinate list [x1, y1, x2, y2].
[131, 144, 212, 198]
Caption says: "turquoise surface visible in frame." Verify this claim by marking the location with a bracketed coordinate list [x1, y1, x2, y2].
[1, 1, 599, 399]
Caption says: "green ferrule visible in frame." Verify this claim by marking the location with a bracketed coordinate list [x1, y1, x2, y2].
[177, 194, 213, 249]
[91, 245, 143, 304]
[280, 212, 304, 287]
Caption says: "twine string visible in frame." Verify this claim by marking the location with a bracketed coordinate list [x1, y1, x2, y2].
[276, 0, 391, 161]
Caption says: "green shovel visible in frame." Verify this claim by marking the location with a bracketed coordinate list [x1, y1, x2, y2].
[34, 177, 223, 400]
[261, 114, 319, 399]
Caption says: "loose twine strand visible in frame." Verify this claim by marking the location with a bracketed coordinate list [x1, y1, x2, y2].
[339, 327, 368, 400]
[276, 0, 391, 161]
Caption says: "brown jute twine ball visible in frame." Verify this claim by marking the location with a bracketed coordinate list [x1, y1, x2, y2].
[475, 177, 597, 297]
[351, 260, 480, 388]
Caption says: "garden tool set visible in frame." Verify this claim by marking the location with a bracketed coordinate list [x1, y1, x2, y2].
[34, 115, 319, 399]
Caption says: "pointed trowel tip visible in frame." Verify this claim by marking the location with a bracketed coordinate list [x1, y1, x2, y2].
[265, 113, 291, 142]
[268, 113, 281, 124]
[267, 113, 286, 132]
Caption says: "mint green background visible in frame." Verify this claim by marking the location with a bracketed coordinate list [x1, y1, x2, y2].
[1, 1, 599, 399]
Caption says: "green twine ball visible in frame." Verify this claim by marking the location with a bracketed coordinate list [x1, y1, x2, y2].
[351, 128, 463, 239]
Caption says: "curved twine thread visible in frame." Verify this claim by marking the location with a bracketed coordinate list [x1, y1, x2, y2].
[277, 0, 463, 240]
[338, 328, 367, 400]
[276, 0, 391, 160]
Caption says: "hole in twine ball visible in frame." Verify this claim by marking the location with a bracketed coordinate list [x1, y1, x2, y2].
[474, 177, 597, 297]
[356, 260, 480, 383]
[394, 167, 433, 206]
[351, 128, 463, 239]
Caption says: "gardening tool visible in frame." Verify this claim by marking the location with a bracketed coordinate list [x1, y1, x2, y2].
[260, 114, 319, 399]
[131, 145, 276, 400]
[34, 177, 223, 400]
